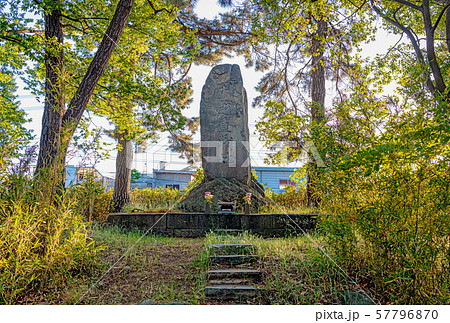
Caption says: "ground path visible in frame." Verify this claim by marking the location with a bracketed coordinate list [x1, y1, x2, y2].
[74, 229, 205, 305]
[43, 227, 374, 305]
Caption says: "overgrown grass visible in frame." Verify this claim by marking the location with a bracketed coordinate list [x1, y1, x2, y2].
[68, 228, 371, 305]
[197, 231, 374, 305]
[68, 225, 206, 305]
[67, 173, 112, 222]
[3, 217, 378, 305]
[319, 164, 450, 304]
[259, 204, 318, 215]
[259, 186, 319, 214]
[121, 187, 184, 213]
[68, 182, 185, 218]
[0, 174, 99, 305]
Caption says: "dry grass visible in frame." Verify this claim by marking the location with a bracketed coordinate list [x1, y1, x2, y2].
[197, 232, 375, 305]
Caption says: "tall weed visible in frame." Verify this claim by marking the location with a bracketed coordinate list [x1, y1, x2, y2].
[315, 86, 450, 304]
[67, 173, 112, 221]
[265, 185, 308, 210]
[0, 175, 99, 304]
[122, 187, 183, 213]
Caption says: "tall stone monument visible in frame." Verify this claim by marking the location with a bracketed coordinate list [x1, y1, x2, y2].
[180, 64, 264, 213]
[200, 64, 251, 185]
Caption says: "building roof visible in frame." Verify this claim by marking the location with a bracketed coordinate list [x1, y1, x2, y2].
[181, 165, 196, 172]
[153, 166, 299, 174]
[153, 169, 196, 175]
[75, 166, 105, 178]
[252, 166, 299, 172]
[66, 165, 106, 178]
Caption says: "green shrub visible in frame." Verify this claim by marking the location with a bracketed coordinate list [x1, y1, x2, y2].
[122, 186, 184, 213]
[258, 185, 312, 214]
[0, 176, 99, 304]
[320, 164, 450, 304]
[315, 89, 450, 304]
[67, 173, 112, 222]
[184, 167, 204, 193]
[267, 185, 307, 209]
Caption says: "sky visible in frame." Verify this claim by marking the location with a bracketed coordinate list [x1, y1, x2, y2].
[16, 0, 400, 178]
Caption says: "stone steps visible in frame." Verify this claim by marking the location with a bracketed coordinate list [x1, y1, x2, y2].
[209, 243, 255, 255]
[209, 254, 259, 266]
[207, 268, 262, 280]
[208, 278, 252, 285]
[204, 243, 263, 302]
[207, 268, 262, 285]
[204, 285, 261, 300]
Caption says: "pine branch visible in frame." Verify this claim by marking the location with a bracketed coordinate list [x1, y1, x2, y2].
[146, 0, 173, 14]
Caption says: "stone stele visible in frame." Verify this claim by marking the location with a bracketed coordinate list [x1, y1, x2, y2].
[200, 64, 251, 185]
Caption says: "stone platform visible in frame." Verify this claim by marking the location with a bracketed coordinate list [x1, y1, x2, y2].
[106, 212, 317, 238]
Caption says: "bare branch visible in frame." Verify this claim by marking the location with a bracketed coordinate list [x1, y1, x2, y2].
[392, 0, 423, 12]
[370, 0, 436, 94]
[331, 0, 368, 27]
[60, 14, 109, 23]
[62, 23, 90, 34]
[381, 33, 404, 61]
[432, 3, 450, 32]
[6, 29, 44, 35]
[283, 41, 299, 115]
[172, 63, 192, 86]
[0, 35, 23, 44]
[146, 0, 173, 15]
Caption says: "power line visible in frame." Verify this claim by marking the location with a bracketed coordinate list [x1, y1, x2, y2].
[21, 105, 44, 111]
[18, 94, 40, 99]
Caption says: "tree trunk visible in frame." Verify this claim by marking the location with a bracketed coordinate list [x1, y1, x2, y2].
[112, 132, 133, 212]
[446, 0, 450, 54]
[35, 0, 135, 189]
[310, 18, 326, 122]
[35, 8, 65, 196]
[422, 0, 446, 94]
[307, 18, 327, 207]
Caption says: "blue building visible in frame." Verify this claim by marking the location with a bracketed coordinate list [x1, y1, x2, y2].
[152, 168, 195, 190]
[130, 166, 305, 193]
[65, 165, 115, 190]
[252, 167, 306, 193]
[130, 166, 195, 190]
[104, 167, 306, 193]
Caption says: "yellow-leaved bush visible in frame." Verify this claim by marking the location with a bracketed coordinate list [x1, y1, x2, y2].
[0, 175, 99, 304]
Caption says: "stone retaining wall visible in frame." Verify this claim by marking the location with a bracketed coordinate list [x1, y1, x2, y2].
[106, 213, 318, 238]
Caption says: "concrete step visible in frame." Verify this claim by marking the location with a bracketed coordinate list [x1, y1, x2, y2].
[208, 278, 251, 285]
[207, 268, 262, 281]
[213, 229, 243, 236]
[204, 285, 261, 300]
[209, 254, 259, 266]
[209, 243, 255, 255]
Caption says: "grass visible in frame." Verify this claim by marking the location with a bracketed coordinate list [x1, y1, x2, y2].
[258, 204, 319, 215]
[13, 224, 205, 304]
[23, 226, 375, 305]
[195, 231, 375, 305]
[120, 187, 184, 214]
[71, 225, 206, 305]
